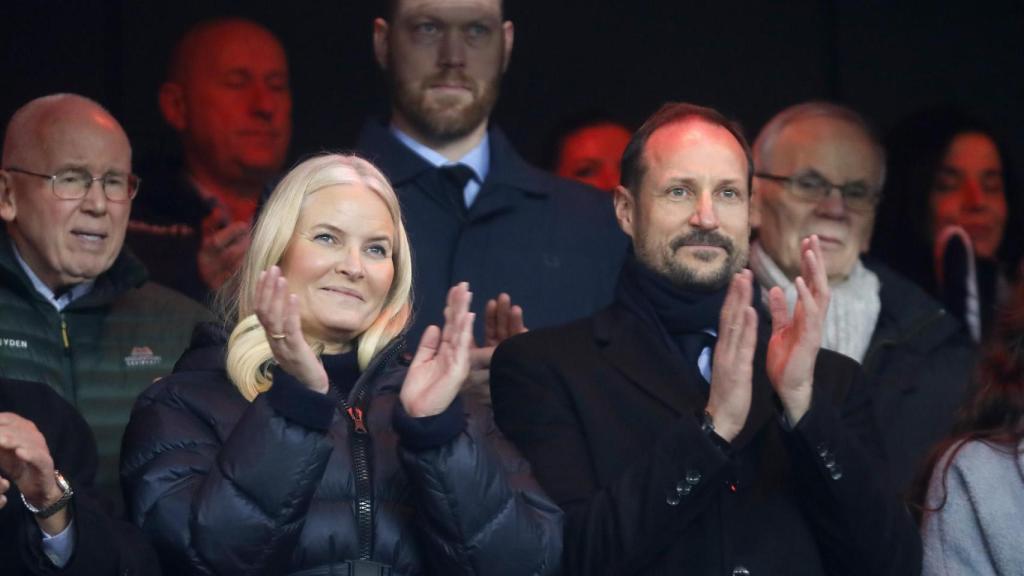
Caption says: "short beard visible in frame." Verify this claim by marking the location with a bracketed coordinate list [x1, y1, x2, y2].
[639, 229, 746, 292]
[390, 70, 501, 143]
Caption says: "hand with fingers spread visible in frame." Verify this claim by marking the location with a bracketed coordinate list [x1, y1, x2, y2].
[198, 220, 251, 290]
[255, 265, 329, 394]
[401, 282, 476, 418]
[766, 235, 831, 424]
[467, 292, 528, 388]
[0, 412, 69, 533]
[705, 269, 759, 442]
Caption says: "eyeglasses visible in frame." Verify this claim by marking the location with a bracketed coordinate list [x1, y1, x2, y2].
[754, 172, 880, 213]
[5, 167, 140, 202]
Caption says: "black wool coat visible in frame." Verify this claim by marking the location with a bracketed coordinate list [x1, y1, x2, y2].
[0, 378, 159, 576]
[491, 303, 923, 576]
[861, 258, 976, 495]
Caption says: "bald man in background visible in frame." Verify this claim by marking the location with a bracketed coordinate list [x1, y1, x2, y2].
[0, 94, 210, 505]
[127, 18, 292, 302]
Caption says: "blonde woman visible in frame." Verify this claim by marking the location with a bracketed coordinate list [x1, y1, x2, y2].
[120, 154, 561, 575]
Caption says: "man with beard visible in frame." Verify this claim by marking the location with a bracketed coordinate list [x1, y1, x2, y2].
[491, 103, 921, 575]
[357, 0, 627, 348]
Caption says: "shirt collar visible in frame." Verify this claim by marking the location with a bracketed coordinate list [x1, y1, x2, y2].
[389, 125, 491, 183]
[10, 239, 95, 311]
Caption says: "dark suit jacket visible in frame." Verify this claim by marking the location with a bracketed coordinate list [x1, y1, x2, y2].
[125, 168, 210, 304]
[355, 120, 628, 344]
[862, 258, 976, 496]
[491, 303, 922, 575]
[0, 379, 159, 575]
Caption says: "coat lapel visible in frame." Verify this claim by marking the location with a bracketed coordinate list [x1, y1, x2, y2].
[594, 301, 781, 452]
[593, 306, 706, 416]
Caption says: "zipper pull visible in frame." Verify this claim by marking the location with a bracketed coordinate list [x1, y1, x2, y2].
[346, 406, 368, 434]
[60, 318, 70, 349]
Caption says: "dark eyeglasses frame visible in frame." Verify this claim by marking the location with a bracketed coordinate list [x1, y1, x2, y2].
[754, 172, 881, 212]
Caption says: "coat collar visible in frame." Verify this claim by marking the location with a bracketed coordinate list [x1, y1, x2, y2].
[355, 118, 551, 200]
[863, 256, 967, 358]
[593, 301, 778, 451]
[0, 225, 149, 310]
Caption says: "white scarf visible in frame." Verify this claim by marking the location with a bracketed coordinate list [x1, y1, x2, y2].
[749, 241, 881, 362]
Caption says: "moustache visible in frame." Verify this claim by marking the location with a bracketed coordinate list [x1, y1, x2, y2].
[670, 230, 734, 253]
[427, 72, 475, 90]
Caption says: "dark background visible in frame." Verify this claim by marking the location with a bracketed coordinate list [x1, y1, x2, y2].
[4, 0, 1023, 176]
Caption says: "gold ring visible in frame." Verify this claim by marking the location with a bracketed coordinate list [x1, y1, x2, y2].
[270, 333, 287, 340]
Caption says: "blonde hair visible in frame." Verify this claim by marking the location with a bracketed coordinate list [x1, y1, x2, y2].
[221, 154, 413, 400]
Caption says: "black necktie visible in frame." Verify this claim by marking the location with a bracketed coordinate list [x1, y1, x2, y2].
[438, 164, 475, 218]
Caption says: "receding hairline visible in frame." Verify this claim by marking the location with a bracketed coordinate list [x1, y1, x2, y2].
[626, 112, 753, 193]
[2, 93, 128, 167]
[166, 18, 286, 83]
[754, 101, 886, 180]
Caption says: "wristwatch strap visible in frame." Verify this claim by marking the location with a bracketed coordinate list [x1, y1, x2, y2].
[21, 470, 74, 519]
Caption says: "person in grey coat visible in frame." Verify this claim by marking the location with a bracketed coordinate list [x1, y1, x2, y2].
[917, 284, 1024, 575]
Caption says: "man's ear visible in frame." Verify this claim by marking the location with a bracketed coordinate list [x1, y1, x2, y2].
[613, 185, 636, 239]
[749, 183, 763, 230]
[861, 214, 877, 253]
[501, 21, 514, 73]
[158, 82, 187, 132]
[0, 171, 17, 223]
[373, 18, 391, 71]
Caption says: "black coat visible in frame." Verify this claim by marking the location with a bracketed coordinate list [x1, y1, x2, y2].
[0, 378, 159, 576]
[491, 303, 922, 576]
[862, 258, 976, 495]
[354, 120, 628, 344]
[121, 328, 563, 576]
[124, 169, 210, 303]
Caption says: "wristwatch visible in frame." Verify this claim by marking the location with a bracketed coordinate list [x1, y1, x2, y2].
[21, 470, 74, 518]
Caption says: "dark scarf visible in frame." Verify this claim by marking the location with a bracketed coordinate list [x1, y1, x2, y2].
[616, 253, 729, 385]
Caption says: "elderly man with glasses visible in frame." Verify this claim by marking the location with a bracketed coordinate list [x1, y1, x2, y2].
[750, 101, 976, 497]
[0, 94, 211, 519]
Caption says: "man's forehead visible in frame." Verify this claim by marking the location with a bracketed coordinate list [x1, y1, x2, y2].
[770, 117, 879, 176]
[36, 112, 131, 169]
[645, 119, 747, 168]
[395, 0, 503, 20]
[192, 24, 288, 76]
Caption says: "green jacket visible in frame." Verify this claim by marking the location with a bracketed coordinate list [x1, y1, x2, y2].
[0, 228, 213, 503]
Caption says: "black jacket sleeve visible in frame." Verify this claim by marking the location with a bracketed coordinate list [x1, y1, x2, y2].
[121, 372, 335, 575]
[782, 353, 923, 576]
[0, 378, 159, 576]
[396, 393, 564, 576]
[491, 339, 732, 575]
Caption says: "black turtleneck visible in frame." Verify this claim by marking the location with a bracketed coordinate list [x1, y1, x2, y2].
[268, 351, 360, 431]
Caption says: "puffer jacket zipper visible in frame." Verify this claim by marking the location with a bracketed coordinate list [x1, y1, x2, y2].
[339, 340, 404, 562]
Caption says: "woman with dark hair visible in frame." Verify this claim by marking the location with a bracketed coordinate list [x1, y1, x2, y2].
[915, 284, 1024, 575]
[871, 108, 1022, 341]
[120, 154, 562, 575]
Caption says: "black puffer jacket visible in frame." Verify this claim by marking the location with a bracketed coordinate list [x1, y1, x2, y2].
[120, 326, 562, 575]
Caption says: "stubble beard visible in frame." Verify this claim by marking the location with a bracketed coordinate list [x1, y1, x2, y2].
[636, 229, 747, 293]
[390, 69, 502, 144]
